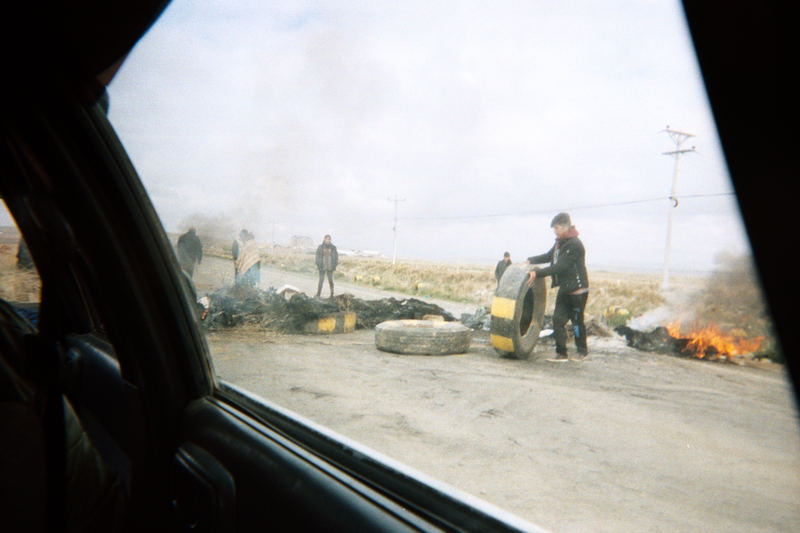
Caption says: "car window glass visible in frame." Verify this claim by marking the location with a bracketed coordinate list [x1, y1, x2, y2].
[0, 201, 41, 313]
[105, 2, 798, 530]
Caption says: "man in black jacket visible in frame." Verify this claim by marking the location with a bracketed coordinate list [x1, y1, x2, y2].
[177, 228, 203, 279]
[526, 213, 589, 362]
[315, 234, 338, 298]
[495, 251, 511, 287]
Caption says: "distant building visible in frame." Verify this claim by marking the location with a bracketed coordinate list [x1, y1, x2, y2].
[290, 235, 313, 250]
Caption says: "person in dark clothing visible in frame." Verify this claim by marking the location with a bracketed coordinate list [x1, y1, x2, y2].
[495, 251, 511, 287]
[177, 228, 203, 278]
[315, 234, 338, 298]
[16, 239, 34, 270]
[526, 212, 589, 362]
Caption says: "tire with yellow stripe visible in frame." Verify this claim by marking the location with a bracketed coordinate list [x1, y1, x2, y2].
[490, 264, 546, 358]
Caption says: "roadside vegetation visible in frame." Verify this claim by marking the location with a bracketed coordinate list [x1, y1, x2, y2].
[4, 234, 777, 361]
[0, 244, 40, 303]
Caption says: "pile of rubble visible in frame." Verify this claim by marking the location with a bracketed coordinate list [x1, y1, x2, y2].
[200, 286, 616, 340]
[201, 285, 457, 333]
[459, 306, 611, 338]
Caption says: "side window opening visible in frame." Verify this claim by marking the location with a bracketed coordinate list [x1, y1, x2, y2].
[0, 204, 41, 313]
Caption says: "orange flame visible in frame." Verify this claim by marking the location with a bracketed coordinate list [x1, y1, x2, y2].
[666, 321, 764, 360]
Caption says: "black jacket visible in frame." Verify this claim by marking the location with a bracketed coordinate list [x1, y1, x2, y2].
[177, 230, 203, 264]
[315, 243, 338, 272]
[528, 234, 588, 293]
[495, 259, 510, 281]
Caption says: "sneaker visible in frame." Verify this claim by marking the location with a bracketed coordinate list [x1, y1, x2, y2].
[573, 351, 589, 361]
[546, 354, 569, 363]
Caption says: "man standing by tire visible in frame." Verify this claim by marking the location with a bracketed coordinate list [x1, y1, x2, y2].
[315, 234, 338, 298]
[177, 227, 203, 279]
[495, 251, 511, 287]
[526, 213, 589, 362]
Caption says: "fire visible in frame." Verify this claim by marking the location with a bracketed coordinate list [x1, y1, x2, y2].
[666, 321, 764, 360]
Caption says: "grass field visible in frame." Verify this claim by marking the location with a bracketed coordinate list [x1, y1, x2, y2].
[250, 247, 675, 323]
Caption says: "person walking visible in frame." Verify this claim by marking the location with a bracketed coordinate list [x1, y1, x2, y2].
[315, 234, 338, 298]
[526, 213, 589, 362]
[177, 227, 203, 278]
[495, 251, 511, 287]
[232, 229, 261, 286]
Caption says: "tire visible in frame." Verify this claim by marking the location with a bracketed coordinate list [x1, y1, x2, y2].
[490, 264, 547, 359]
[375, 320, 472, 355]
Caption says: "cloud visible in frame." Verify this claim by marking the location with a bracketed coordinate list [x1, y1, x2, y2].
[107, 0, 746, 271]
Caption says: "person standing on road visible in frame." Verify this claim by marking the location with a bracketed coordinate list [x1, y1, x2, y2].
[526, 212, 589, 362]
[177, 227, 203, 279]
[495, 251, 511, 287]
[16, 239, 34, 270]
[315, 234, 338, 298]
[233, 229, 261, 286]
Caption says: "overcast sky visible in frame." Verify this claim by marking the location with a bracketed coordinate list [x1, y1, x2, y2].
[102, 0, 750, 273]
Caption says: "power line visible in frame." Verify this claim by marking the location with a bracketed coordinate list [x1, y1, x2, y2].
[387, 195, 406, 265]
[397, 192, 733, 221]
[662, 126, 696, 291]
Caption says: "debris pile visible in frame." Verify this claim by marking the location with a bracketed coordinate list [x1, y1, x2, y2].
[458, 307, 611, 337]
[614, 323, 764, 362]
[460, 307, 491, 331]
[614, 326, 688, 355]
[201, 286, 457, 333]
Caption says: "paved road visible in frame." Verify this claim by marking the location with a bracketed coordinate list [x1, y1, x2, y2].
[208, 328, 800, 533]
[194, 254, 800, 532]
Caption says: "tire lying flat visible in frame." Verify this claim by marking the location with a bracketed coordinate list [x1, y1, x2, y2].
[490, 264, 546, 359]
[375, 319, 472, 355]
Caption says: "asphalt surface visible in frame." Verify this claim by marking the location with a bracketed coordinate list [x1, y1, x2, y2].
[194, 255, 800, 533]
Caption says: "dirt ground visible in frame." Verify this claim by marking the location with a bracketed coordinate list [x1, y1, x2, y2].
[196, 257, 800, 532]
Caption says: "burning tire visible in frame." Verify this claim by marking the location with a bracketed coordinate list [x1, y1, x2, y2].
[490, 264, 547, 359]
[375, 319, 472, 355]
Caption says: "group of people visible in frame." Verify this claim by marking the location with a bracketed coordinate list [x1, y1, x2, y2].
[177, 212, 587, 361]
[176, 227, 339, 297]
[496, 212, 590, 362]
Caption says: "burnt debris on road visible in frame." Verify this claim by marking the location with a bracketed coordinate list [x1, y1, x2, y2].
[615, 324, 771, 363]
[201, 285, 458, 333]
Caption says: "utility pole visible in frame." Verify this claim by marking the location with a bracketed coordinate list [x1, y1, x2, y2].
[387, 195, 405, 265]
[661, 126, 695, 290]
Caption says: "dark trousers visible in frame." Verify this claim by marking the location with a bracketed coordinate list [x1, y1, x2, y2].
[553, 289, 589, 355]
[316, 269, 334, 297]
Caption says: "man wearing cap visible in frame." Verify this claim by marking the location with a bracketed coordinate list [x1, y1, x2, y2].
[526, 212, 589, 362]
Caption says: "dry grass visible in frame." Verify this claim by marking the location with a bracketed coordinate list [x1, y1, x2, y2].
[252, 249, 669, 322]
[0, 245, 40, 303]
[4, 242, 776, 360]
[250, 249, 777, 358]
